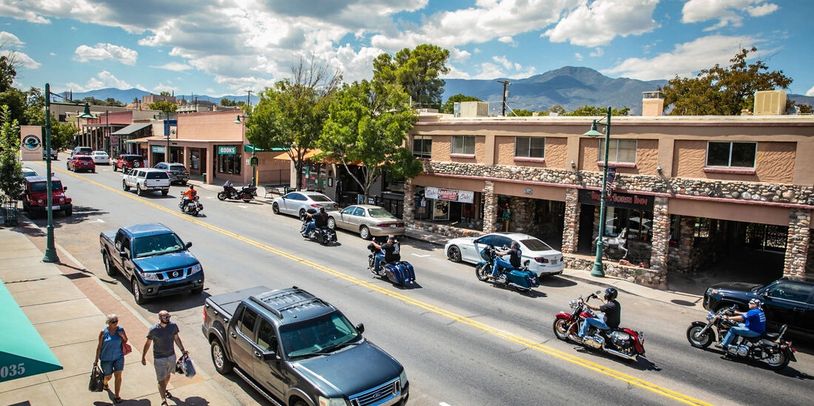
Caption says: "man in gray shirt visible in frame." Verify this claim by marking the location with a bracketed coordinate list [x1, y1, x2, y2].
[142, 310, 187, 406]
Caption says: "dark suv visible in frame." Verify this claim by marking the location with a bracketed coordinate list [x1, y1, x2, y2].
[154, 162, 189, 185]
[704, 276, 814, 338]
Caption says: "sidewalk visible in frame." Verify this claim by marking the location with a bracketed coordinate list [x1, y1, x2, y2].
[0, 225, 239, 405]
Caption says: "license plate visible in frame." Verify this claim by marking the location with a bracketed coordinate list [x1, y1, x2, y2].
[551, 259, 558, 264]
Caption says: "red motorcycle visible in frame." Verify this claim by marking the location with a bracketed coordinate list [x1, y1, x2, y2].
[552, 291, 646, 361]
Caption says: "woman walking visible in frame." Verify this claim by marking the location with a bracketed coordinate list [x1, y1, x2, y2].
[95, 314, 128, 403]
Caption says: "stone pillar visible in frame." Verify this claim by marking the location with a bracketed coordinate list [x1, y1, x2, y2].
[509, 197, 534, 233]
[561, 188, 580, 254]
[183, 146, 190, 168]
[482, 181, 498, 233]
[649, 197, 670, 271]
[403, 178, 415, 225]
[783, 209, 811, 277]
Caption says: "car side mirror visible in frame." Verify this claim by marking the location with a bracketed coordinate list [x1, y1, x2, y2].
[262, 351, 279, 361]
[356, 323, 365, 334]
[185, 242, 192, 249]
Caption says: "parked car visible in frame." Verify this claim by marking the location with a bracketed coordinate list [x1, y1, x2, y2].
[71, 146, 92, 157]
[42, 148, 58, 160]
[113, 154, 145, 172]
[326, 204, 405, 239]
[91, 150, 110, 165]
[153, 162, 189, 185]
[21, 176, 72, 216]
[22, 167, 38, 178]
[99, 223, 204, 304]
[203, 286, 408, 406]
[703, 276, 814, 338]
[67, 155, 96, 173]
[271, 191, 338, 220]
[122, 168, 170, 196]
[445, 232, 564, 277]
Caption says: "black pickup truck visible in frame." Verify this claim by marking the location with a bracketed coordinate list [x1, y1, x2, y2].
[202, 286, 408, 406]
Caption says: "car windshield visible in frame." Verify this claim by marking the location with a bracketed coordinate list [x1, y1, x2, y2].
[23, 169, 37, 176]
[308, 195, 332, 202]
[146, 172, 169, 179]
[279, 312, 360, 358]
[132, 233, 184, 258]
[30, 181, 63, 192]
[368, 208, 395, 218]
[520, 238, 554, 251]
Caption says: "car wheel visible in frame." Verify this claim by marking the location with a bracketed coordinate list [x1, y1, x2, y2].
[299, 209, 306, 221]
[122, 180, 130, 191]
[447, 245, 462, 262]
[131, 278, 145, 305]
[327, 217, 336, 230]
[359, 225, 370, 240]
[103, 253, 116, 277]
[136, 184, 143, 196]
[210, 338, 233, 374]
[272, 202, 280, 214]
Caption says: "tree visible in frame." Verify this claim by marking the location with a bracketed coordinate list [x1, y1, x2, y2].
[662, 47, 793, 115]
[159, 91, 172, 97]
[373, 44, 450, 109]
[565, 105, 630, 116]
[440, 94, 481, 114]
[548, 104, 566, 115]
[50, 118, 77, 151]
[247, 58, 341, 190]
[220, 98, 245, 107]
[319, 80, 422, 198]
[148, 100, 177, 118]
[510, 108, 535, 117]
[104, 97, 124, 107]
[0, 54, 17, 93]
[0, 105, 23, 201]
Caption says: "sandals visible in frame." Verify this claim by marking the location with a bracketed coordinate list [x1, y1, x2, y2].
[161, 401, 169, 406]
[165, 390, 172, 398]
[113, 397, 122, 404]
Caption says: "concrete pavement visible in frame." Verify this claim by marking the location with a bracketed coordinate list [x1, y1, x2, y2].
[0, 224, 239, 406]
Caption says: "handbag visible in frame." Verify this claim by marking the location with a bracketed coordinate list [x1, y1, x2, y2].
[88, 365, 104, 392]
[122, 342, 132, 356]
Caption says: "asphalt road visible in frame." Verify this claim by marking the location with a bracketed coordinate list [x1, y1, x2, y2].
[23, 161, 814, 406]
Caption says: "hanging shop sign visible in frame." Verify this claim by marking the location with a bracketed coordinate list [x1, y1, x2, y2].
[424, 186, 474, 204]
[217, 145, 238, 155]
[578, 189, 654, 211]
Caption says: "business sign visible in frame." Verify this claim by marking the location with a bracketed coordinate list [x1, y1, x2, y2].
[151, 145, 165, 153]
[217, 145, 238, 155]
[425, 186, 475, 204]
[19, 127, 43, 161]
[578, 189, 654, 211]
[21, 135, 41, 151]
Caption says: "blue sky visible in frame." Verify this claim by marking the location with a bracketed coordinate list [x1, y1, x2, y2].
[1, 0, 812, 97]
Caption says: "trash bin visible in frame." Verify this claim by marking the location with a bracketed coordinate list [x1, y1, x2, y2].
[202, 173, 207, 183]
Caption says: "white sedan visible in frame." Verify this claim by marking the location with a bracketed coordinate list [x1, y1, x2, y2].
[91, 150, 110, 164]
[445, 232, 564, 277]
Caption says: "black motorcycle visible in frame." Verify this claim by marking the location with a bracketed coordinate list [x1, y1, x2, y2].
[179, 196, 203, 216]
[217, 183, 256, 202]
[686, 305, 797, 370]
[300, 218, 337, 246]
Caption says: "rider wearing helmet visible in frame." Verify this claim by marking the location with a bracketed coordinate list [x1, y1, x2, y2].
[490, 241, 522, 281]
[578, 287, 621, 339]
[719, 298, 766, 351]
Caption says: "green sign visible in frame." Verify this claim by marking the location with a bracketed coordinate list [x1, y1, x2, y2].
[217, 145, 238, 155]
[249, 156, 259, 166]
[244, 144, 288, 153]
[151, 145, 165, 153]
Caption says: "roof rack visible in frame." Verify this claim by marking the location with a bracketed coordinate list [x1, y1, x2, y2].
[248, 287, 328, 319]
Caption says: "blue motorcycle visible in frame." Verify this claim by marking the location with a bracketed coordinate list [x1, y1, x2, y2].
[474, 244, 539, 292]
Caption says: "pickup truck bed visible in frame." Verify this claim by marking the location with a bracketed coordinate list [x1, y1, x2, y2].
[206, 286, 271, 318]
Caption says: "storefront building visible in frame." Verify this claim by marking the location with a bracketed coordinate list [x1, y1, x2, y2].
[404, 108, 814, 288]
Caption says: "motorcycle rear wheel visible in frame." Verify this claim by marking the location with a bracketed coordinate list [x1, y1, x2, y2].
[765, 349, 790, 370]
[475, 263, 490, 282]
[553, 319, 570, 341]
[686, 325, 713, 348]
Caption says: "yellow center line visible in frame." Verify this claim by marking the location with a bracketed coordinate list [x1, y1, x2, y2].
[57, 167, 712, 406]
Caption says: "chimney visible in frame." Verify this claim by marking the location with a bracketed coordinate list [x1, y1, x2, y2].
[642, 91, 664, 116]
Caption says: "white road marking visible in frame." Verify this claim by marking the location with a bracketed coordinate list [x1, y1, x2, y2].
[95, 218, 105, 223]
[238, 205, 248, 209]
[440, 402, 452, 406]
[411, 253, 430, 257]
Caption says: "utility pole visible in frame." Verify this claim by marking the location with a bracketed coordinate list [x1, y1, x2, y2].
[497, 80, 510, 116]
[246, 90, 252, 111]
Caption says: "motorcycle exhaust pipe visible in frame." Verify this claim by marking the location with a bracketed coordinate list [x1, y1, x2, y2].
[604, 348, 637, 361]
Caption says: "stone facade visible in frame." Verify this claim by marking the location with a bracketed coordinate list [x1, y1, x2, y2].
[650, 197, 670, 272]
[482, 181, 497, 233]
[807, 234, 814, 275]
[564, 256, 667, 289]
[403, 178, 415, 224]
[668, 217, 697, 274]
[784, 209, 811, 276]
[410, 220, 484, 239]
[561, 188, 580, 254]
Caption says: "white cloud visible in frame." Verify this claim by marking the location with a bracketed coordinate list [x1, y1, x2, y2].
[682, 0, 778, 30]
[152, 62, 193, 72]
[450, 48, 471, 62]
[0, 50, 41, 69]
[74, 43, 138, 65]
[455, 55, 537, 80]
[574, 52, 584, 61]
[603, 35, 759, 80]
[153, 83, 178, 93]
[806, 85, 814, 97]
[65, 70, 132, 91]
[544, 0, 659, 47]
[589, 48, 604, 57]
[0, 31, 24, 47]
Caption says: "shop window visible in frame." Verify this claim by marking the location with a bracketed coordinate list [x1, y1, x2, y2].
[515, 137, 545, 158]
[452, 136, 475, 155]
[599, 139, 636, 163]
[412, 136, 432, 158]
[217, 147, 242, 175]
[706, 142, 756, 168]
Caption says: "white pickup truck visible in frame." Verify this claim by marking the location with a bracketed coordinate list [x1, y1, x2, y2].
[122, 168, 171, 196]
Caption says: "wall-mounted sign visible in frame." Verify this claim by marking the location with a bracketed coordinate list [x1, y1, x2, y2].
[425, 186, 475, 204]
[22, 135, 41, 151]
[578, 189, 654, 211]
[249, 156, 259, 166]
[217, 145, 238, 155]
[151, 145, 165, 153]
[20, 128, 43, 161]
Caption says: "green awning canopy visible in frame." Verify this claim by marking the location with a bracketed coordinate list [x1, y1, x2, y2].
[244, 144, 288, 153]
[0, 280, 62, 382]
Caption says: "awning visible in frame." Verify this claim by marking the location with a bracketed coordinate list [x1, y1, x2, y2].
[0, 280, 62, 382]
[112, 122, 152, 136]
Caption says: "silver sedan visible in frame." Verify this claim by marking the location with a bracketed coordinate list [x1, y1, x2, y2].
[326, 205, 405, 239]
[272, 191, 338, 219]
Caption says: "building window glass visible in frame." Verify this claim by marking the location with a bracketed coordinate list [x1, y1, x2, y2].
[412, 136, 432, 158]
[706, 142, 756, 168]
[599, 139, 636, 163]
[452, 136, 475, 155]
[217, 145, 242, 175]
[515, 137, 545, 158]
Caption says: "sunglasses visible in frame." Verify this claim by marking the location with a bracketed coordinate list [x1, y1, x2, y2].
[109, 320, 119, 324]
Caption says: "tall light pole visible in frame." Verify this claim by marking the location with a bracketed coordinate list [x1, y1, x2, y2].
[234, 114, 257, 186]
[583, 106, 613, 277]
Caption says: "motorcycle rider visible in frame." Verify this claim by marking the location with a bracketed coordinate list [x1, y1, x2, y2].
[578, 287, 621, 340]
[719, 298, 766, 351]
[372, 235, 400, 274]
[490, 241, 522, 281]
[181, 185, 197, 208]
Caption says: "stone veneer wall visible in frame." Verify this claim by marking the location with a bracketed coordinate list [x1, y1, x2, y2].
[410, 220, 484, 239]
[784, 209, 811, 276]
[561, 188, 580, 254]
[483, 181, 497, 233]
[668, 217, 697, 273]
[807, 234, 814, 275]
[403, 178, 415, 224]
[650, 197, 670, 271]
[564, 256, 667, 289]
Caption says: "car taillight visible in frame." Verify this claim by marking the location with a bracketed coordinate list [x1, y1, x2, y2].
[535, 257, 549, 263]
[311, 203, 320, 208]
[37, 199, 44, 204]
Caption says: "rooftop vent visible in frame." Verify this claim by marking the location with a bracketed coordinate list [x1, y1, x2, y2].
[454, 101, 489, 117]
[753, 90, 786, 115]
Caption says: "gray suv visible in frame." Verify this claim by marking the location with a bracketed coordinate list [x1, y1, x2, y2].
[154, 162, 189, 185]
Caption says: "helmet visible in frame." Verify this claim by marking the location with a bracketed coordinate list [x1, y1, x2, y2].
[604, 287, 618, 301]
[749, 298, 762, 307]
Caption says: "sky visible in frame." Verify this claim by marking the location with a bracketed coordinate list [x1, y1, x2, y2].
[1, 0, 812, 97]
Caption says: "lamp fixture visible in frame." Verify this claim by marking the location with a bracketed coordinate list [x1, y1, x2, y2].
[583, 120, 603, 137]
[77, 102, 95, 119]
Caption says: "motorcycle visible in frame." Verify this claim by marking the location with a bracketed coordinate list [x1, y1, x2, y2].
[300, 215, 337, 246]
[217, 183, 256, 202]
[686, 305, 796, 370]
[552, 292, 646, 361]
[474, 244, 539, 292]
[179, 195, 203, 216]
[367, 243, 416, 286]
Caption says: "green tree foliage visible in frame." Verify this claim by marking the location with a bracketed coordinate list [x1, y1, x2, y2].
[662, 47, 792, 115]
[148, 100, 178, 117]
[0, 105, 23, 201]
[0, 54, 17, 93]
[373, 44, 450, 109]
[440, 94, 481, 114]
[319, 80, 421, 197]
[104, 97, 124, 107]
[220, 98, 246, 107]
[565, 105, 630, 116]
[159, 91, 172, 97]
[548, 104, 566, 115]
[0, 52, 26, 123]
[511, 108, 535, 117]
[50, 118, 77, 151]
[247, 58, 340, 190]
[23, 87, 45, 125]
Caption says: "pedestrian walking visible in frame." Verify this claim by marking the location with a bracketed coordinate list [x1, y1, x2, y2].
[142, 310, 188, 406]
[94, 314, 128, 404]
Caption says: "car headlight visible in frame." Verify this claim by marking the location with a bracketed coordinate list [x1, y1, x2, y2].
[189, 263, 203, 275]
[141, 272, 161, 281]
[399, 369, 408, 389]
[318, 396, 346, 406]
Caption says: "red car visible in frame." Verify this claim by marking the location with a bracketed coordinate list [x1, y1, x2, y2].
[22, 176, 72, 216]
[113, 154, 145, 172]
[67, 155, 96, 172]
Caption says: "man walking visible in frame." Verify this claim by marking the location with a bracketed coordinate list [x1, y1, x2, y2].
[142, 310, 188, 406]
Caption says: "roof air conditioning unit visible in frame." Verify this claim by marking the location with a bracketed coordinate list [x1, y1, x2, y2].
[753, 90, 786, 115]
[455, 101, 489, 117]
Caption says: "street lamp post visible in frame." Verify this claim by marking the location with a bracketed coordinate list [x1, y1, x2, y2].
[583, 106, 613, 277]
[234, 114, 257, 186]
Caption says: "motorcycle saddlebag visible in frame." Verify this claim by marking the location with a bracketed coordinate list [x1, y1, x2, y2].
[384, 261, 415, 285]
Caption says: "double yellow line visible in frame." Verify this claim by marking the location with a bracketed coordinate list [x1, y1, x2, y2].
[58, 167, 712, 406]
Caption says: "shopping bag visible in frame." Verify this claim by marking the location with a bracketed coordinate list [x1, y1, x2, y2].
[88, 365, 104, 392]
[175, 354, 196, 377]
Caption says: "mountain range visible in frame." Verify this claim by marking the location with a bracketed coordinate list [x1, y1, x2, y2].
[69, 67, 813, 115]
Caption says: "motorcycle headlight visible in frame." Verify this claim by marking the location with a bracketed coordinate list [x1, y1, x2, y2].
[189, 263, 203, 275]
[318, 396, 346, 406]
[141, 271, 161, 281]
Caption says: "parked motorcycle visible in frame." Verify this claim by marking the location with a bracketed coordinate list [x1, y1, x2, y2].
[179, 195, 203, 216]
[217, 182, 256, 202]
[686, 305, 796, 370]
[367, 243, 416, 286]
[552, 292, 646, 361]
[474, 244, 539, 292]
